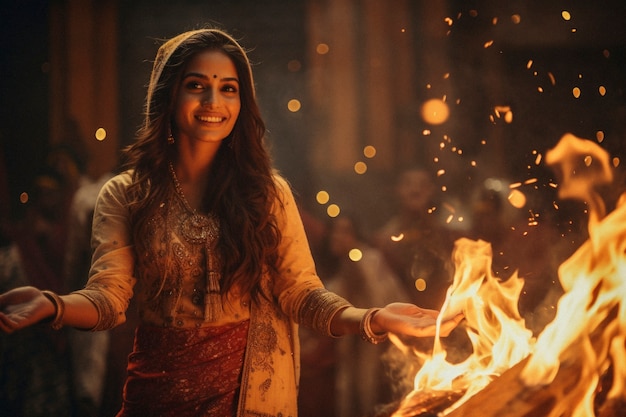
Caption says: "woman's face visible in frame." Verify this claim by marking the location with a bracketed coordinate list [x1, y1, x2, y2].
[173, 49, 241, 145]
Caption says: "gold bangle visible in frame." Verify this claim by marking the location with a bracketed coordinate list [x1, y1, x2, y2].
[360, 307, 388, 344]
[41, 290, 65, 330]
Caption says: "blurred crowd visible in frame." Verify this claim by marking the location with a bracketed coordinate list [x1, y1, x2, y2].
[0, 144, 576, 417]
[0, 143, 133, 417]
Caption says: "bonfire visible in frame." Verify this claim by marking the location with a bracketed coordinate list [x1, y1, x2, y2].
[390, 134, 626, 417]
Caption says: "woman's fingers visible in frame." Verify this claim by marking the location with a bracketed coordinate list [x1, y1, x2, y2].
[0, 286, 53, 333]
[439, 313, 465, 337]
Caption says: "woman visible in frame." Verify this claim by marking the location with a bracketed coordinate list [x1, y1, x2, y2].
[0, 28, 462, 416]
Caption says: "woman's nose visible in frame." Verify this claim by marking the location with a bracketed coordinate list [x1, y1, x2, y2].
[202, 89, 218, 106]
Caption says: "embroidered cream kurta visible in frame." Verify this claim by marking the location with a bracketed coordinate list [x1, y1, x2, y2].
[74, 171, 351, 417]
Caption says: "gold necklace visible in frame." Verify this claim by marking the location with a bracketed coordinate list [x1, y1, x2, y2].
[168, 162, 223, 322]
[168, 162, 218, 244]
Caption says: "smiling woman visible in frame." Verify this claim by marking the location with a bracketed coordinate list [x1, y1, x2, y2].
[0, 27, 463, 417]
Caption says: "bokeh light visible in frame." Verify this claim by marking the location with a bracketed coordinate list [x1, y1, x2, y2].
[95, 127, 107, 141]
[316, 43, 329, 55]
[354, 161, 367, 174]
[287, 59, 301, 72]
[287, 99, 301, 112]
[348, 248, 362, 262]
[327, 204, 340, 217]
[415, 278, 427, 292]
[363, 145, 376, 158]
[316, 190, 330, 204]
[421, 98, 450, 125]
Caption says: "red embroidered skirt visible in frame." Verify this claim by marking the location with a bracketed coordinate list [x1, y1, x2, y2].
[116, 320, 249, 417]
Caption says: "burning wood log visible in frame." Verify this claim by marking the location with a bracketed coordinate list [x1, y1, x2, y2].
[389, 352, 623, 417]
[389, 290, 624, 416]
[386, 389, 464, 417]
[445, 355, 625, 417]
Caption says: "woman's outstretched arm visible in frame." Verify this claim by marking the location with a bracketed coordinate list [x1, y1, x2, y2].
[330, 302, 464, 342]
[0, 286, 99, 333]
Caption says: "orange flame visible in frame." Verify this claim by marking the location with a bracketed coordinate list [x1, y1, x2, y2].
[392, 133, 624, 416]
[520, 134, 625, 415]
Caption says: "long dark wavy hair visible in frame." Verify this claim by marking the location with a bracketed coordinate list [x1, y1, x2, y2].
[123, 28, 281, 301]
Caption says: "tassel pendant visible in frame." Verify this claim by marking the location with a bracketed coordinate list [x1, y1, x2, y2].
[204, 270, 223, 322]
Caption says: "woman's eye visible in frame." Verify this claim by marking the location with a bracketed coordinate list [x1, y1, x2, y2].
[222, 84, 238, 93]
[185, 81, 204, 91]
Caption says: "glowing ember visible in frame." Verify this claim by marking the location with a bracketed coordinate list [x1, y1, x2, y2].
[507, 189, 526, 208]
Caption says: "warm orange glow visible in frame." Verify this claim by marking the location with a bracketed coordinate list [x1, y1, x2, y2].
[363, 145, 376, 158]
[95, 127, 107, 141]
[493, 105, 513, 123]
[421, 98, 450, 125]
[316, 190, 330, 204]
[354, 161, 367, 174]
[326, 204, 340, 217]
[316, 43, 329, 55]
[287, 99, 301, 112]
[348, 248, 362, 262]
[391, 233, 404, 242]
[507, 189, 526, 208]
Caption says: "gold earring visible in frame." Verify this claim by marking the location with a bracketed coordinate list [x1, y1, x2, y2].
[167, 131, 175, 145]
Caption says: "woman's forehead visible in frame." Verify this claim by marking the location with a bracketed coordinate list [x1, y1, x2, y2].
[183, 50, 238, 77]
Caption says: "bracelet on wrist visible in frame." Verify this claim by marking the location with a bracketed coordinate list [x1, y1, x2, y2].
[359, 307, 388, 344]
[41, 290, 65, 330]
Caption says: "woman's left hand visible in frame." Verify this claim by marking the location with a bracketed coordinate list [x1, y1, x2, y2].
[371, 302, 464, 338]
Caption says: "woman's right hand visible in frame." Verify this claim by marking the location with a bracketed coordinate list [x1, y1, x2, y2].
[0, 286, 55, 333]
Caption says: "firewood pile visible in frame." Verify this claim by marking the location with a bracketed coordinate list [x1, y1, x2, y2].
[385, 311, 625, 417]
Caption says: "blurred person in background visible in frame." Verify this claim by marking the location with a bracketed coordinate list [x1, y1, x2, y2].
[0, 167, 72, 416]
[324, 213, 409, 417]
[374, 167, 454, 311]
